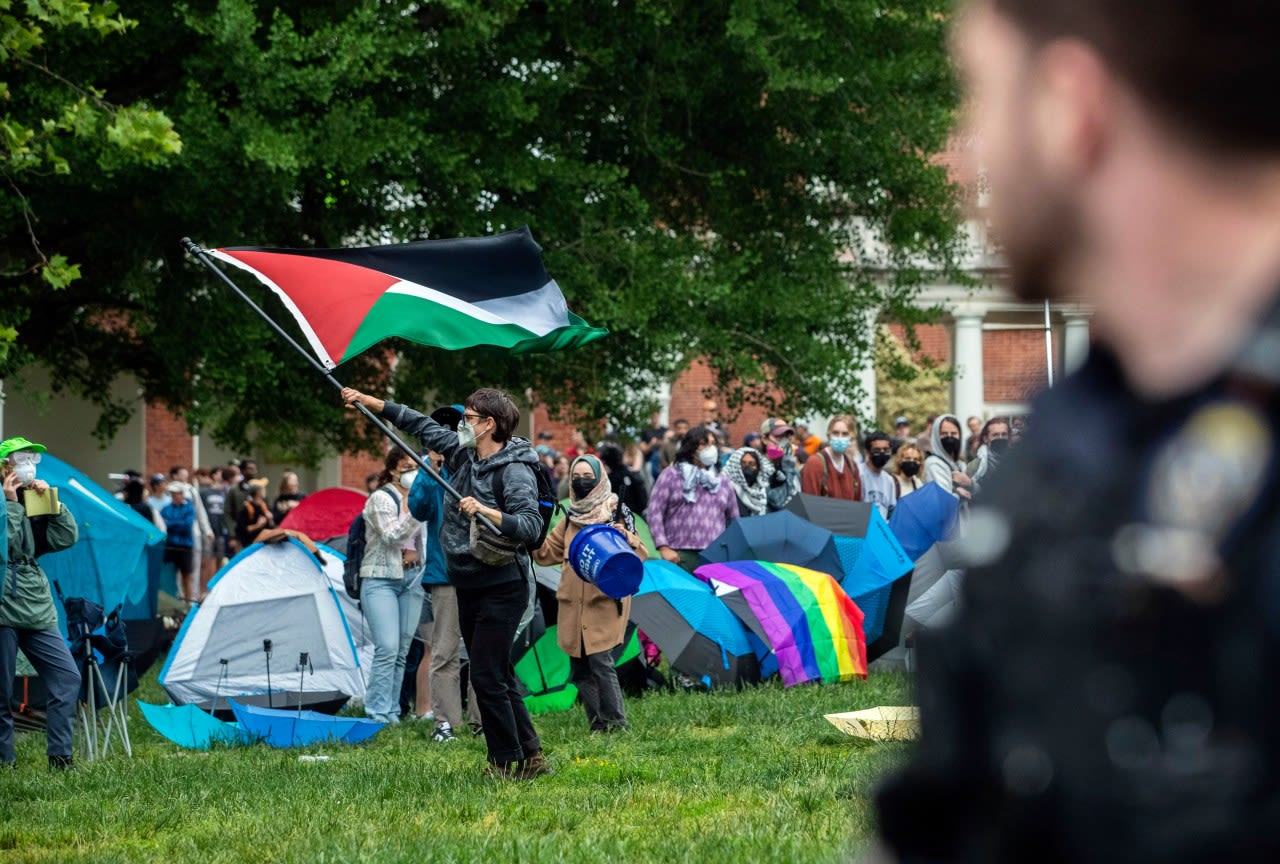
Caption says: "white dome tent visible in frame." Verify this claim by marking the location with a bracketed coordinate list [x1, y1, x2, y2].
[159, 536, 372, 714]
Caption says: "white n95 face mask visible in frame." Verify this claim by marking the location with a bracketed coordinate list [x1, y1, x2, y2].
[398, 469, 418, 490]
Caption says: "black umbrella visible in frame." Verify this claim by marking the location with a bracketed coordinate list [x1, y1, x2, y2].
[699, 510, 846, 581]
[629, 561, 759, 688]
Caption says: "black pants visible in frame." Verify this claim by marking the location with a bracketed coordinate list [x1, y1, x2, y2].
[457, 577, 541, 765]
[569, 650, 627, 731]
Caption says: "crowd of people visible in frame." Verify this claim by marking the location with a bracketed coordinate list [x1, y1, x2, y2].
[117, 461, 307, 603]
[530, 410, 1020, 545]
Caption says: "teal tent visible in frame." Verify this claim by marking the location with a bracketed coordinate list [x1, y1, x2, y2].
[37, 454, 166, 625]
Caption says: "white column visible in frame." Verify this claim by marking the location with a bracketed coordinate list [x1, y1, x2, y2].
[952, 310, 986, 427]
[1062, 312, 1091, 375]
[855, 310, 879, 427]
[656, 380, 672, 428]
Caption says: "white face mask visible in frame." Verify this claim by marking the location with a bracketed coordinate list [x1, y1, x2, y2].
[698, 446, 719, 468]
[13, 463, 35, 485]
[398, 469, 418, 490]
[457, 422, 478, 449]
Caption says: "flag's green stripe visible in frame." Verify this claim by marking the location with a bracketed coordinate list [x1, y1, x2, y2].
[338, 292, 607, 363]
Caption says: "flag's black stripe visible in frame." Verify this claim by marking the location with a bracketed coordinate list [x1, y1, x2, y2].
[224, 226, 550, 303]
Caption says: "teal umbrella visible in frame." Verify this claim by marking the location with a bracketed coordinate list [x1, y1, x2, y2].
[138, 702, 252, 750]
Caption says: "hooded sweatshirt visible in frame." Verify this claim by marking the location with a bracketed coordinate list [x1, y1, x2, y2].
[381, 401, 543, 589]
[925, 412, 966, 498]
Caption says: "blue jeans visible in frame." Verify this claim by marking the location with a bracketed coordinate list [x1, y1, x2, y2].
[361, 569, 425, 722]
[0, 626, 81, 762]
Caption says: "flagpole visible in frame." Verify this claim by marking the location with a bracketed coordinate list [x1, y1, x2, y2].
[181, 238, 500, 531]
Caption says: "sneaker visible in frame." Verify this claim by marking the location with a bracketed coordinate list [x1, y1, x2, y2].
[431, 722, 457, 743]
[48, 755, 74, 771]
[414, 710, 435, 722]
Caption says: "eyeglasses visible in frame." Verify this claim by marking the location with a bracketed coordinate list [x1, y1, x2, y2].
[869, 449, 892, 456]
[462, 412, 487, 423]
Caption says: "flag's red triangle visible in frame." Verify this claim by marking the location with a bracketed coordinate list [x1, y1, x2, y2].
[217, 250, 396, 364]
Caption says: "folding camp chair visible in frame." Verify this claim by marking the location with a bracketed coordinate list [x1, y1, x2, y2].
[62, 593, 136, 760]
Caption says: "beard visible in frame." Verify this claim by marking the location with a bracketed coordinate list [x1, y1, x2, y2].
[987, 137, 1085, 303]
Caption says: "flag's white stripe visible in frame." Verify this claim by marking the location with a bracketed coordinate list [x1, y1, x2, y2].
[386, 279, 570, 336]
[208, 250, 338, 369]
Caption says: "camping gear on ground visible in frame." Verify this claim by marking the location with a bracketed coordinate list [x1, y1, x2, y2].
[514, 625, 579, 713]
[37, 454, 166, 621]
[514, 622, 645, 714]
[825, 706, 920, 741]
[887, 483, 960, 561]
[694, 560, 867, 687]
[786, 495, 915, 662]
[278, 487, 368, 544]
[159, 538, 369, 714]
[138, 702, 251, 749]
[229, 699, 384, 747]
[61, 593, 134, 759]
[699, 510, 846, 582]
[567, 524, 644, 599]
[629, 561, 759, 688]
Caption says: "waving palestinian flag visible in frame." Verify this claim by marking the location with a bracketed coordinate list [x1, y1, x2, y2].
[209, 227, 606, 368]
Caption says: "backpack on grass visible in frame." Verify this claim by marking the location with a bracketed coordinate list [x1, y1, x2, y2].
[342, 486, 399, 599]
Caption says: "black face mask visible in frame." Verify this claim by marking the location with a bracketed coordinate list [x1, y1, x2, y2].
[941, 436, 961, 458]
[870, 453, 891, 469]
[742, 467, 759, 486]
[988, 438, 1010, 455]
[900, 460, 920, 477]
[571, 477, 596, 500]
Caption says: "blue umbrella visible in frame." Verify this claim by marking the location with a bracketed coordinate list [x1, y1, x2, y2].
[699, 511, 846, 581]
[37, 454, 166, 623]
[630, 561, 759, 687]
[229, 699, 385, 747]
[889, 483, 960, 562]
[138, 701, 253, 750]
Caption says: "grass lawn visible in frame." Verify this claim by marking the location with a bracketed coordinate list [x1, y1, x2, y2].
[1, 670, 913, 864]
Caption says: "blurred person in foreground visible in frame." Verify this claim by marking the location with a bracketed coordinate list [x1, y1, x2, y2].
[874, 1, 1280, 862]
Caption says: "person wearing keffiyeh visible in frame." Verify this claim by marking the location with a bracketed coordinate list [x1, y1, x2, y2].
[645, 425, 740, 573]
[533, 455, 646, 733]
[723, 447, 775, 516]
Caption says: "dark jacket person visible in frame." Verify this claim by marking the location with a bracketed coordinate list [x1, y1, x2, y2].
[342, 386, 548, 780]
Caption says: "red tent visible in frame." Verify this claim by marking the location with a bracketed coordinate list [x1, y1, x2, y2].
[278, 487, 367, 543]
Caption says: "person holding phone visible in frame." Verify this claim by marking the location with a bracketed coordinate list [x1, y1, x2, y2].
[0, 436, 80, 769]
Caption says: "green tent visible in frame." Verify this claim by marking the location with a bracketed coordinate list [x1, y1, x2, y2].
[515, 625, 643, 714]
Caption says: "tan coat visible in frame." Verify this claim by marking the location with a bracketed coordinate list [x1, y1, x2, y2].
[534, 517, 647, 657]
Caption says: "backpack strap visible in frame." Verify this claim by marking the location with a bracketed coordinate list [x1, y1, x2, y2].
[819, 450, 831, 496]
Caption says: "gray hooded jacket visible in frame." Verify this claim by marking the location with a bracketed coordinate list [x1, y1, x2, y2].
[925, 412, 965, 498]
[382, 401, 543, 589]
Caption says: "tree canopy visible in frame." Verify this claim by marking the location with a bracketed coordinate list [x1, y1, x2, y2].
[1, 0, 961, 462]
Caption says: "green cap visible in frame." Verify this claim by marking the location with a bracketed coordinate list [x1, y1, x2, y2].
[0, 436, 47, 462]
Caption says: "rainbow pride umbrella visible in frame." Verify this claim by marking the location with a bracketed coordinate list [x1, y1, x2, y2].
[693, 561, 867, 687]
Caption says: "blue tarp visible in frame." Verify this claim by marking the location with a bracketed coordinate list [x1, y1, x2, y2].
[37, 454, 166, 627]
